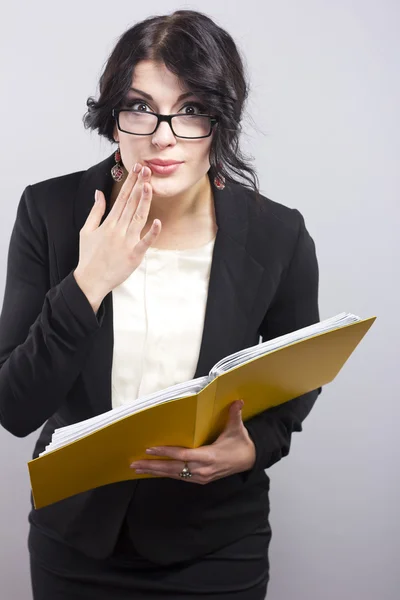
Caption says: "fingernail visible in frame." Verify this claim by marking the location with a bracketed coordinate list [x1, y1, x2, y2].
[140, 166, 146, 177]
[133, 163, 141, 173]
[94, 189, 99, 202]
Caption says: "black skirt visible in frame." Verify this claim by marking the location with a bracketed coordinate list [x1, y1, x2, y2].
[28, 518, 271, 600]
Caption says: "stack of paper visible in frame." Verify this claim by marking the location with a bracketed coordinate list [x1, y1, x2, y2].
[42, 312, 362, 456]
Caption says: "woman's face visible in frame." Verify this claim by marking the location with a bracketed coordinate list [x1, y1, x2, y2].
[113, 60, 214, 199]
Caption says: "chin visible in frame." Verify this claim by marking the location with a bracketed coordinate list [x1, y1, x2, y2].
[151, 180, 187, 197]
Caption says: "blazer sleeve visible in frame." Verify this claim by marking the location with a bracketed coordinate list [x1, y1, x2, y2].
[241, 209, 321, 481]
[0, 185, 106, 437]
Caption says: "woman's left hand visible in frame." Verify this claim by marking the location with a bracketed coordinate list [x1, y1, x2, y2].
[129, 400, 256, 484]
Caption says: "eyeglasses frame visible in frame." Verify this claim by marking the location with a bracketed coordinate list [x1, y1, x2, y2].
[111, 108, 219, 139]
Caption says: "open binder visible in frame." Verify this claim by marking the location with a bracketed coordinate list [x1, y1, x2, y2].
[28, 313, 375, 509]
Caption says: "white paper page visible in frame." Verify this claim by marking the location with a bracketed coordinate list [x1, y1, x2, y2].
[40, 376, 209, 455]
[209, 313, 360, 377]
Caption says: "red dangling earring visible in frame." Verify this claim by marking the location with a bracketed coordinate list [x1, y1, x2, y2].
[214, 162, 226, 190]
[111, 145, 124, 182]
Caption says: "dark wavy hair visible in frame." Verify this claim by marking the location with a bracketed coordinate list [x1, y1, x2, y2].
[83, 9, 260, 199]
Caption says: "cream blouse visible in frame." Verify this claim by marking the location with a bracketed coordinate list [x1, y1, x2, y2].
[111, 237, 216, 409]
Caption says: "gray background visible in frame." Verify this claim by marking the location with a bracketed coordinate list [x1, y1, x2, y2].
[0, 1, 398, 598]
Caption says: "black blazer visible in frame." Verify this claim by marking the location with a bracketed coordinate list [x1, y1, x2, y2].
[0, 152, 320, 566]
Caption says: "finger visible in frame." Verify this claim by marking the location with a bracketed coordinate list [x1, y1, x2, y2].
[131, 459, 175, 472]
[118, 165, 152, 226]
[220, 400, 244, 436]
[232, 399, 244, 417]
[136, 468, 200, 483]
[147, 445, 214, 465]
[144, 446, 187, 459]
[120, 171, 152, 232]
[133, 218, 162, 257]
[108, 162, 141, 223]
[83, 189, 106, 233]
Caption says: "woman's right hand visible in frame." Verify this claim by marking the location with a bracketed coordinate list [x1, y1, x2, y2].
[73, 163, 161, 310]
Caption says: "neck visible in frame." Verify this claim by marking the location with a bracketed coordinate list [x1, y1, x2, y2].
[148, 174, 213, 225]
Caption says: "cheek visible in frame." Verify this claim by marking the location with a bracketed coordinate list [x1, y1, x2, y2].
[182, 147, 212, 179]
[187, 140, 213, 168]
[118, 139, 149, 170]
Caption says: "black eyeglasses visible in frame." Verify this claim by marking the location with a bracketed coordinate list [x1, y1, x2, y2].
[112, 108, 218, 139]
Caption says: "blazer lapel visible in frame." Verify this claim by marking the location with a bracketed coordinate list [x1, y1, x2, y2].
[72, 153, 265, 415]
[193, 179, 265, 377]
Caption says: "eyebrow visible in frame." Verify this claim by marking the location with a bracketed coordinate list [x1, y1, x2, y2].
[128, 87, 195, 102]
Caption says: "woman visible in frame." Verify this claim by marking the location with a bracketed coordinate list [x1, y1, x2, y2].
[0, 9, 321, 599]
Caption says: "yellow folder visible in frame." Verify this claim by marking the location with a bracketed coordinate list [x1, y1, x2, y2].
[28, 316, 375, 509]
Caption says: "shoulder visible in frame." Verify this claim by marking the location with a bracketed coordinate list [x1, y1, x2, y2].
[16, 156, 104, 234]
[30, 169, 85, 194]
[10, 169, 86, 243]
[22, 154, 112, 221]
[240, 184, 305, 234]
[26, 168, 86, 212]
[231, 182, 312, 262]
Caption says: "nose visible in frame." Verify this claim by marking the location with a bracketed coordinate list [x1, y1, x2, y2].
[151, 120, 177, 147]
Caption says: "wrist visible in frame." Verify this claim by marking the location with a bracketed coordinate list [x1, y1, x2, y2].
[73, 268, 106, 315]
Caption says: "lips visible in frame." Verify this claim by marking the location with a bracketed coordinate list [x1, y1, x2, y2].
[145, 159, 183, 166]
[145, 161, 183, 176]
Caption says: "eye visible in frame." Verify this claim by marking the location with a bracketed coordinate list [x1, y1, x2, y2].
[126, 100, 152, 112]
[123, 98, 208, 114]
[179, 102, 208, 115]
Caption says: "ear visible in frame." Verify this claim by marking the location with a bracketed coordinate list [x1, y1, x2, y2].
[113, 124, 119, 143]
